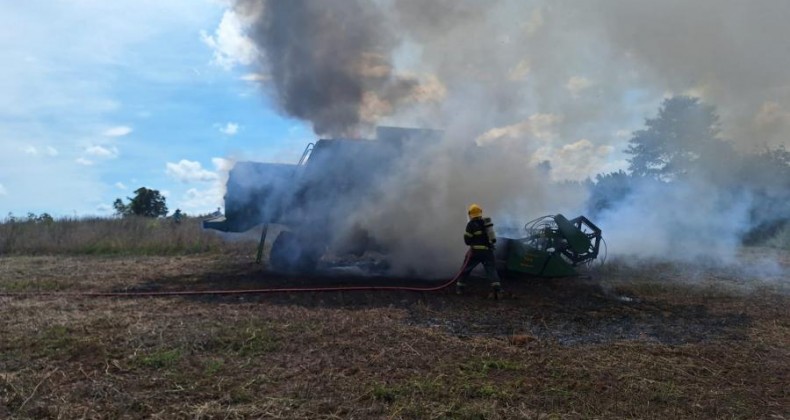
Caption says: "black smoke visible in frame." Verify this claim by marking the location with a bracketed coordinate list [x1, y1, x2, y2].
[236, 0, 420, 136]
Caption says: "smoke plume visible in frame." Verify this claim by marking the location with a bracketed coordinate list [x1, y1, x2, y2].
[225, 0, 790, 276]
[236, 0, 438, 136]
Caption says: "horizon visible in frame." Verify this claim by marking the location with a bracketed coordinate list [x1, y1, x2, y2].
[2, 1, 789, 220]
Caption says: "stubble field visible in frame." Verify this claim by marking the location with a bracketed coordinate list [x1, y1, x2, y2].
[1, 249, 788, 419]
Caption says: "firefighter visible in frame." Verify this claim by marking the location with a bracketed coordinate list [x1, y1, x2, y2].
[456, 203, 503, 299]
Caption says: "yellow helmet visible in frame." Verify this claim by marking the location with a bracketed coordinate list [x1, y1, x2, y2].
[467, 203, 483, 219]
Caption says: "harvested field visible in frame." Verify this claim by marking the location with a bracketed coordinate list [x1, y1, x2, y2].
[1, 251, 788, 418]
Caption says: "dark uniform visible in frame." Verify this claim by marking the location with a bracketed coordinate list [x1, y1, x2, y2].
[457, 217, 502, 295]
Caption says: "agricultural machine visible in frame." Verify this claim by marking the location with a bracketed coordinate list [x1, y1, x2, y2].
[203, 127, 603, 277]
[494, 214, 603, 277]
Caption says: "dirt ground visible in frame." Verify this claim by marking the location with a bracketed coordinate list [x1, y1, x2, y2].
[1, 250, 788, 419]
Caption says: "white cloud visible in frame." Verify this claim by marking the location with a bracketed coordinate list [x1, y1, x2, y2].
[240, 73, 269, 82]
[566, 76, 593, 97]
[533, 139, 616, 181]
[165, 159, 218, 183]
[96, 203, 113, 213]
[180, 186, 224, 210]
[0, 183, 7, 196]
[167, 157, 231, 213]
[76, 157, 93, 166]
[476, 114, 563, 146]
[219, 122, 239, 135]
[22, 145, 59, 156]
[115, 182, 127, 190]
[508, 59, 530, 81]
[103, 126, 133, 137]
[85, 145, 119, 159]
[201, 9, 258, 70]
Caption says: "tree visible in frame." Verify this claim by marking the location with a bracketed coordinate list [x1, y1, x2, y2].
[626, 96, 723, 179]
[112, 199, 129, 216]
[586, 170, 635, 216]
[25, 212, 54, 224]
[114, 187, 168, 217]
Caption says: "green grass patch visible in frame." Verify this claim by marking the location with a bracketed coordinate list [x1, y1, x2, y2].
[408, 376, 445, 398]
[136, 349, 182, 369]
[371, 383, 399, 403]
[646, 380, 685, 405]
[30, 325, 106, 360]
[203, 359, 225, 377]
[36, 325, 78, 357]
[370, 376, 446, 403]
[2, 279, 63, 292]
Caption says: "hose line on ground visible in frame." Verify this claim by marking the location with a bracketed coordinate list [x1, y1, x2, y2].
[0, 252, 473, 299]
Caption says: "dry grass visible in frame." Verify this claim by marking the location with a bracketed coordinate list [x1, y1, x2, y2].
[1, 252, 788, 418]
[0, 217, 235, 256]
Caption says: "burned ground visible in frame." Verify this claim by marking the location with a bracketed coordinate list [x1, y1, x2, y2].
[127, 265, 755, 346]
[1, 252, 788, 418]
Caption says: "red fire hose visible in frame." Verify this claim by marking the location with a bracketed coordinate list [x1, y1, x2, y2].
[0, 252, 472, 299]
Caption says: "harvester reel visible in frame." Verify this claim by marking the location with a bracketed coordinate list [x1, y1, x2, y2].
[501, 214, 604, 277]
[523, 215, 601, 267]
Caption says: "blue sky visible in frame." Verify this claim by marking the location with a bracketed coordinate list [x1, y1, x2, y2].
[0, 1, 674, 221]
[0, 0, 310, 218]
[4, 1, 785, 220]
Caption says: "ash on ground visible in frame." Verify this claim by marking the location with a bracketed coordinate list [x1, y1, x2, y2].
[404, 277, 751, 346]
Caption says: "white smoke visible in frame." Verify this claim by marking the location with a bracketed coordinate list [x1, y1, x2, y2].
[598, 177, 753, 262]
[216, 1, 790, 276]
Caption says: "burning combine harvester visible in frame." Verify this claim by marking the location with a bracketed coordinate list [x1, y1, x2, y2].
[204, 127, 603, 278]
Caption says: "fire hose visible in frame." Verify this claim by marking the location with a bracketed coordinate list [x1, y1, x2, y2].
[0, 252, 472, 299]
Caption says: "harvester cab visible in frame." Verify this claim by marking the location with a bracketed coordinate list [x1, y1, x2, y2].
[203, 126, 443, 271]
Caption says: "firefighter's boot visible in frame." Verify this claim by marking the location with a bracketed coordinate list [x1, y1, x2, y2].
[455, 283, 466, 296]
[488, 283, 503, 300]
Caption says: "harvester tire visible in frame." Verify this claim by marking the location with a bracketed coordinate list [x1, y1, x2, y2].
[269, 231, 319, 272]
